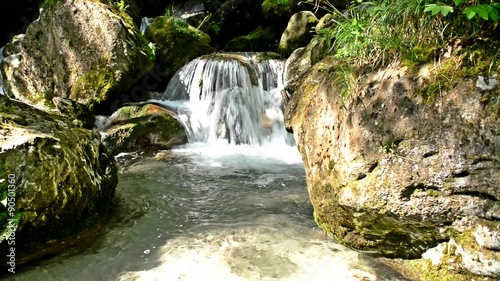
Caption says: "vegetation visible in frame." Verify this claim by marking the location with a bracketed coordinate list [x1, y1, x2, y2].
[315, 0, 499, 67]
[313, 0, 500, 103]
[42, 0, 58, 8]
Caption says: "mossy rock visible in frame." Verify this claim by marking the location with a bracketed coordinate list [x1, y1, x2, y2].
[103, 104, 187, 154]
[0, 95, 117, 264]
[225, 26, 279, 52]
[278, 11, 318, 56]
[145, 16, 213, 77]
[1, 0, 155, 111]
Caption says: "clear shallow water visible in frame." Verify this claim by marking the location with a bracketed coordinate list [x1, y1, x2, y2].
[6, 144, 407, 281]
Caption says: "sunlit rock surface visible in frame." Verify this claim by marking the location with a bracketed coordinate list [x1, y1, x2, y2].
[101, 104, 186, 155]
[278, 11, 318, 57]
[285, 56, 500, 276]
[0, 95, 117, 264]
[1, 0, 154, 109]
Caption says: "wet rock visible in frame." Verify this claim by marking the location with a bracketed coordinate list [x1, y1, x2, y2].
[0, 95, 117, 264]
[102, 104, 187, 155]
[1, 0, 154, 110]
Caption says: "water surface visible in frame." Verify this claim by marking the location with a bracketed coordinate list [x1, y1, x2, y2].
[7, 143, 406, 281]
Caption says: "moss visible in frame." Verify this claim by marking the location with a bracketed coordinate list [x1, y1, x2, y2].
[71, 65, 116, 104]
[145, 16, 212, 76]
[426, 189, 440, 197]
[261, 0, 293, 19]
[401, 44, 440, 75]
[225, 26, 278, 52]
[392, 258, 495, 281]
[105, 105, 186, 154]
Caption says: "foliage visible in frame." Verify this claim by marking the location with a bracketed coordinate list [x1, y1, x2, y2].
[315, 0, 499, 69]
[165, 4, 175, 17]
[311, 0, 499, 105]
[424, 0, 500, 22]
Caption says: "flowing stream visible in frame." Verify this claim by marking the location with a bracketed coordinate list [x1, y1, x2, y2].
[5, 53, 407, 281]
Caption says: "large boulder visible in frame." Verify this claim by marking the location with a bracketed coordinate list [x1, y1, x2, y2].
[285, 57, 500, 276]
[278, 11, 318, 56]
[144, 16, 212, 78]
[0, 95, 117, 264]
[101, 104, 187, 155]
[1, 0, 155, 110]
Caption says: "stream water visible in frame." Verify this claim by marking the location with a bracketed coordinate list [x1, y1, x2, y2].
[4, 53, 408, 281]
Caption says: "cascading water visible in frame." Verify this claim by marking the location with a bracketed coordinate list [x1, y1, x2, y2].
[158, 53, 293, 146]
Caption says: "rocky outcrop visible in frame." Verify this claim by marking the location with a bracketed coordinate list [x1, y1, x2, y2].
[285, 56, 500, 276]
[0, 95, 117, 263]
[144, 16, 212, 78]
[278, 11, 318, 56]
[101, 104, 187, 155]
[1, 0, 154, 110]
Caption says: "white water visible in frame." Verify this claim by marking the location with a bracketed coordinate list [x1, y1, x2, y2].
[160, 53, 293, 146]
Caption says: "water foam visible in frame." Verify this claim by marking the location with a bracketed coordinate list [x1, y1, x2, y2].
[118, 225, 382, 281]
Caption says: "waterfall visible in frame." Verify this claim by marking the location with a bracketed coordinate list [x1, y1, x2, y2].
[159, 53, 294, 146]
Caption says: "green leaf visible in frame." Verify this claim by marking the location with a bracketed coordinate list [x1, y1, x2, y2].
[489, 8, 499, 22]
[463, 7, 476, 19]
[440, 6, 454, 16]
[477, 6, 489, 20]
[493, 3, 500, 9]
[454, 0, 464, 6]
[424, 4, 441, 16]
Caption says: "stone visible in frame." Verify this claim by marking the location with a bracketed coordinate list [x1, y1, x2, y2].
[285, 56, 500, 264]
[475, 221, 500, 251]
[1, 0, 154, 110]
[278, 11, 318, 56]
[0, 95, 117, 263]
[144, 16, 212, 77]
[102, 104, 187, 155]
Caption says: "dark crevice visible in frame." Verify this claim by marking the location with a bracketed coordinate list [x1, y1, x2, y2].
[400, 184, 421, 200]
[452, 191, 498, 202]
[472, 156, 495, 165]
[400, 183, 440, 200]
[368, 161, 378, 173]
[356, 173, 367, 180]
[422, 150, 438, 158]
[452, 170, 470, 178]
